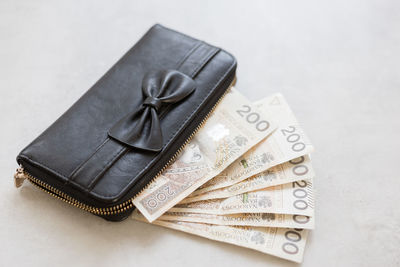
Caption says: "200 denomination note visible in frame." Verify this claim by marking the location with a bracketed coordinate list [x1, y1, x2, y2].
[159, 212, 315, 229]
[132, 211, 308, 263]
[182, 155, 314, 203]
[170, 179, 314, 216]
[192, 93, 314, 196]
[133, 88, 277, 222]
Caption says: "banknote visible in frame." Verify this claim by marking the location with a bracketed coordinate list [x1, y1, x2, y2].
[182, 155, 314, 203]
[159, 212, 315, 229]
[133, 88, 277, 222]
[192, 93, 314, 196]
[132, 211, 308, 263]
[170, 179, 314, 216]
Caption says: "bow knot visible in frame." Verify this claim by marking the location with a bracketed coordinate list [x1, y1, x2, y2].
[108, 70, 196, 152]
[143, 96, 162, 111]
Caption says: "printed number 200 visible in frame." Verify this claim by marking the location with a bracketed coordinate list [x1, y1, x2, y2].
[236, 105, 270, 132]
[281, 126, 306, 152]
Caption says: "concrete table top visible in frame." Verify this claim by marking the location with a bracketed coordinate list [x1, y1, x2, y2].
[1, 0, 399, 266]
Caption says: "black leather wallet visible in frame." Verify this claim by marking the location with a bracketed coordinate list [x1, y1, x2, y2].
[15, 24, 236, 221]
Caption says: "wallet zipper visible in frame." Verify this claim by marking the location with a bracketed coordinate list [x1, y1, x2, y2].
[14, 77, 236, 216]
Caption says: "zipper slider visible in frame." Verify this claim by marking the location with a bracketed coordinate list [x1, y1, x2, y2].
[14, 167, 26, 188]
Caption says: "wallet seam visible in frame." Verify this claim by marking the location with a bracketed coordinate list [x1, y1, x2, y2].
[86, 145, 126, 190]
[69, 137, 110, 180]
[18, 154, 69, 180]
[189, 46, 218, 78]
[175, 41, 203, 70]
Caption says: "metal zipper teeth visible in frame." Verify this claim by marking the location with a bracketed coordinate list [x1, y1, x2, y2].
[21, 77, 236, 216]
[23, 171, 134, 216]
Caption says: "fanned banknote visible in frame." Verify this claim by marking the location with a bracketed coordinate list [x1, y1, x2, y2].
[131, 91, 315, 263]
[158, 212, 315, 229]
[192, 93, 314, 196]
[132, 211, 308, 263]
[133, 88, 277, 222]
[182, 155, 314, 203]
[170, 179, 314, 216]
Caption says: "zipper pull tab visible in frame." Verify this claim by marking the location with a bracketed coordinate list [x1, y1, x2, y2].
[14, 167, 26, 188]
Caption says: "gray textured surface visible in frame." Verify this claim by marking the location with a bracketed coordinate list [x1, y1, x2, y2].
[1, 0, 399, 266]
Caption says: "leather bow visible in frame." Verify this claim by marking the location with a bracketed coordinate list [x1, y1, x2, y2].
[108, 69, 196, 152]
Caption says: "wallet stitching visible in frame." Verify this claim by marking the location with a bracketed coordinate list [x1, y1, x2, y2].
[69, 137, 110, 181]
[91, 53, 236, 198]
[189, 47, 219, 78]
[86, 145, 126, 190]
[176, 42, 203, 70]
[19, 154, 69, 180]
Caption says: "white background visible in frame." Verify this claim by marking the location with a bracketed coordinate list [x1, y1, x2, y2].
[1, 0, 399, 266]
